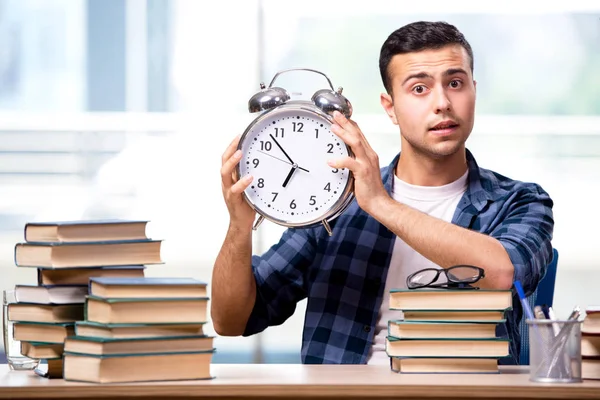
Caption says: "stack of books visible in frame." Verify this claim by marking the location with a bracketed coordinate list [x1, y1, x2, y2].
[582, 306, 600, 380]
[62, 277, 214, 383]
[385, 289, 512, 373]
[7, 220, 162, 378]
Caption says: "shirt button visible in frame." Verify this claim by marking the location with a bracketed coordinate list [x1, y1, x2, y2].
[364, 325, 371, 333]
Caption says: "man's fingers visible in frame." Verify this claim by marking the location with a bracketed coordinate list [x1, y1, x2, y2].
[222, 135, 241, 165]
[327, 156, 359, 173]
[331, 122, 367, 159]
[221, 149, 243, 187]
[230, 174, 253, 195]
[332, 111, 375, 153]
[332, 111, 355, 131]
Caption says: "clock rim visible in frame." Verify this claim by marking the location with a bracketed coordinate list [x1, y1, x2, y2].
[236, 101, 355, 229]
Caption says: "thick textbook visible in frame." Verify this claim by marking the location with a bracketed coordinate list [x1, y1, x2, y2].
[88, 277, 207, 299]
[63, 350, 214, 383]
[24, 219, 149, 243]
[15, 240, 163, 268]
[389, 289, 512, 311]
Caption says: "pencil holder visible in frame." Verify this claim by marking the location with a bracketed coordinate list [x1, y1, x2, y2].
[526, 319, 583, 383]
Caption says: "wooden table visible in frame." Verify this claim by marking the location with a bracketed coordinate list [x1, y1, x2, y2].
[1, 364, 600, 400]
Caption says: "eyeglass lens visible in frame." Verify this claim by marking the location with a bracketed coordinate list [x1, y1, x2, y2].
[408, 269, 440, 287]
[446, 266, 482, 283]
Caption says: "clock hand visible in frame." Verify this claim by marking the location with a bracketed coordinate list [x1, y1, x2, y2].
[257, 150, 292, 166]
[269, 134, 295, 164]
[282, 165, 297, 188]
[257, 150, 310, 173]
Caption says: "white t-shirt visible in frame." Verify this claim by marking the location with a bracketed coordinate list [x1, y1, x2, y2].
[367, 170, 469, 365]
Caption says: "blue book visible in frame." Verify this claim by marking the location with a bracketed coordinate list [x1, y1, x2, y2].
[24, 219, 149, 243]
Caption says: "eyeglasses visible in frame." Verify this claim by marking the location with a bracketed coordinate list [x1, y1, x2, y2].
[406, 265, 485, 290]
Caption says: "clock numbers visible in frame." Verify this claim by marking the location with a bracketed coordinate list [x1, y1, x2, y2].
[292, 122, 303, 132]
[274, 128, 284, 138]
[241, 108, 351, 225]
[260, 141, 272, 151]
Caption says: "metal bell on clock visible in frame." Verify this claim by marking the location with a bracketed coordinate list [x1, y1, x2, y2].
[248, 83, 290, 113]
[311, 87, 353, 119]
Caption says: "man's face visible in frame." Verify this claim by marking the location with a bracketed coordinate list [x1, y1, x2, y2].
[381, 44, 476, 159]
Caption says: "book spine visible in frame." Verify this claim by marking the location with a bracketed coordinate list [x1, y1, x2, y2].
[13, 243, 24, 267]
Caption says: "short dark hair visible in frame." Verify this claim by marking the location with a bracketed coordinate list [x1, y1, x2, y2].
[379, 21, 474, 93]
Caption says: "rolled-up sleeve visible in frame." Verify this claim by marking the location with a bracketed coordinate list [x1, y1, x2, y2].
[490, 185, 554, 297]
[243, 227, 317, 336]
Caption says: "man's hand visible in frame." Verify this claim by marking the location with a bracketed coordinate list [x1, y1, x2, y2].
[221, 135, 256, 231]
[328, 111, 389, 214]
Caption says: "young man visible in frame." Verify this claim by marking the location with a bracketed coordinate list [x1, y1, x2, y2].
[212, 21, 554, 365]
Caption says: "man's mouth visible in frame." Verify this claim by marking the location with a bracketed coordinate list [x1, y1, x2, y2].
[430, 120, 459, 131]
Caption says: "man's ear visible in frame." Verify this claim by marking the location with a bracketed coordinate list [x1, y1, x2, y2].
[380, 93, 398, 125]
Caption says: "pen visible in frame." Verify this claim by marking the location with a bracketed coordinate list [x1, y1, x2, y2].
[534, 305, 546, 320]
[514, 281, 544, 358]
[514, 281, 535, 320]
[547, 306, 580, 350]
[533, 304, 553, 362]
[536, 305, 581, 378]
[566, 305, 581, 321]
[547, 306, 560, 337]
[541, 304, 550, 319]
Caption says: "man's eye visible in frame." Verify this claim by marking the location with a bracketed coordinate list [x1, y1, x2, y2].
[449, 80, 462, 89]
[413, 85, 426, 94]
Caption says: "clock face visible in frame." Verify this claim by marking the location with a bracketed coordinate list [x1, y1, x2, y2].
[238, 104, 352, 227]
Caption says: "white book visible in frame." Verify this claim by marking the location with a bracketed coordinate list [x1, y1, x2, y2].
[15, 285, 88, 304]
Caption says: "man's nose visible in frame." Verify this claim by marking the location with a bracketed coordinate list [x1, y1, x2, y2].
[433, 88, 452, 114]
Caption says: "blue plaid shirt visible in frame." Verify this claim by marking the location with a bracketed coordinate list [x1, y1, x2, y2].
[244, 149, 554, 364]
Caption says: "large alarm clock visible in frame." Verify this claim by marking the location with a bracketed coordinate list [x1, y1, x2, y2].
[236, 68, 355, 236]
